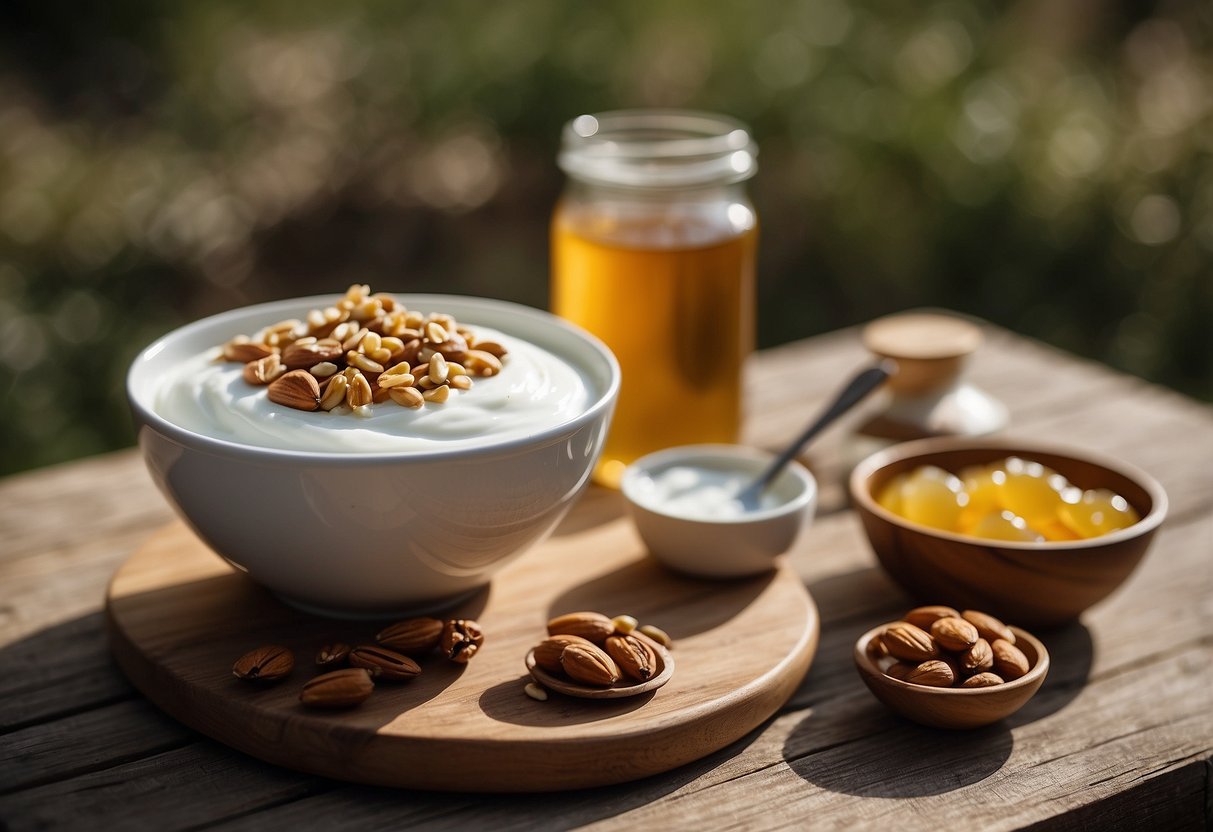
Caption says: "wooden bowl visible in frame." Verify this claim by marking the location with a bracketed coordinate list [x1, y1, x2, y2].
[525, 643, 675, 699]
[850, 438, 1167, 627]
[854, 624, 1049, 729]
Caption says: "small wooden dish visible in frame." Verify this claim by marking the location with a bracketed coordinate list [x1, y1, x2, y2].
[850, 438, 1168, 627]
[854, 624, 1049, 729]
[525, 644, 675, 700]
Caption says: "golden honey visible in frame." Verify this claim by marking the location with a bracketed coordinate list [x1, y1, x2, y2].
[552, 211, 755, 486]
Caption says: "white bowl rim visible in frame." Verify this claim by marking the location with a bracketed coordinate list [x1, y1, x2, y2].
[620, 443, 817, 525]
[849, 436, 1168, 550]
[127, 293, 621, 465]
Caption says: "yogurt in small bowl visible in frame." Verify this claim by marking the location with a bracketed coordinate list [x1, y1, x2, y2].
[622, 444, 817, 578]
[127, 293, 619, 617]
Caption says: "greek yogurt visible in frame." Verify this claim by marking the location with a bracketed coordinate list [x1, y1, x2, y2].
[626, 462, 783, 519]
[154, 324, 593, 453]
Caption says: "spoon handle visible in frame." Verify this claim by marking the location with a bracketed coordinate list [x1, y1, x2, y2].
[746, 359, 896, 497]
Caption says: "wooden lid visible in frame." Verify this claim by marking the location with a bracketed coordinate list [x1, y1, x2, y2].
[862, 312, 983, 361]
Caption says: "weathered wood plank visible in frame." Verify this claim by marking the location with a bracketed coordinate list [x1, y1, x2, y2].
[0, 451, 173, 566]
[0, 612, 135, 732]
[0, 699, 194, 793]
[0, 743, 332, 832]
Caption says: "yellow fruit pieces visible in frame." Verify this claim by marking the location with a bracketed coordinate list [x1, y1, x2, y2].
[876, 457, 1139, 542]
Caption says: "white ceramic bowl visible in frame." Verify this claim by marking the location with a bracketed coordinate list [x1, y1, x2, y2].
[127, 294, 619, 617]
[621, 444, 817, 578]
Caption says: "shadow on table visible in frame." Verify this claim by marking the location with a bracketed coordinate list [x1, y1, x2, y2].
[779, 565, 1095, 798]
[550, 485, 626, 536]
[478, 675, 656, 726]
[270, 718, 771, 829]
[1006, 619, 1093, 726]
[546, 558, 774, 641]
[786, 709, 1014, 797]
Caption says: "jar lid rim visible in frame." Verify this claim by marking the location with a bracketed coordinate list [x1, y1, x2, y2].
[559, 109, 758, 188]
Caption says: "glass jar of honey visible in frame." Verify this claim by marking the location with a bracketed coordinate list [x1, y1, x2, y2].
[551, 110, 758, 488]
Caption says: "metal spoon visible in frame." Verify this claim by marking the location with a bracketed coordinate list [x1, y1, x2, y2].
[735, 359, 896, 511]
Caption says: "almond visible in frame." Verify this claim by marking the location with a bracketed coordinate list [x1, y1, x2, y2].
[315, 643, 351, 667]
[223, 340, 274, 363]
[905, 659, 955, 687]
[469, 339, 507, 358]
[547, 611, 616, 644]
[349, 645, 422, 681]
[464, 349, 503, 376]
[267, 370, 321, 411]
[281, 339, 343, 370]
[376, 617, 444, 655]
[865, 631, 889, 662]
[232, 645, 293, 682]
[904, 605, 961, 631]
[561, 642, 621, 687]
[959, 638, 994, 674]
[300, 668, 374, 708]
[885, 662, 917, 681]
[963, 610, 1015, 645]
[242, 353, 285, 385]
[962, 672, 1005, 688]
[930, 616, 979, 652]
[605, 634, 658, 682]
[882, 621, 939, 662]
[533, 634, 596, 674]
[991, 639, 1030, 680]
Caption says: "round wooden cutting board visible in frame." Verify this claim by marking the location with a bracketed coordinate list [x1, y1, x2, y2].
[106, 510, 819, 792]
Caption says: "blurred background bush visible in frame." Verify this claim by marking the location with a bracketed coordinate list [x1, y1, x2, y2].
[1, 0, 1210, 475]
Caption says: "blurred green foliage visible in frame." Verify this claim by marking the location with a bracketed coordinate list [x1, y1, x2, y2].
[1, 0, 1210, 475]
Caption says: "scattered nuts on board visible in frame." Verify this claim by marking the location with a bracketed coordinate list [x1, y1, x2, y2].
[870, 607, 1030, 689]
[441, 619, 485, 664]
[218, 284, 509, 414]
[525, 611, 672, 699]
[232, 615, 484, 709]
[300, 668, 375, 708]
[376, 617, 444, 655]
[232, 645, 294, 683]
[315, 643, 351, 667]
[349, 645, 423, 681]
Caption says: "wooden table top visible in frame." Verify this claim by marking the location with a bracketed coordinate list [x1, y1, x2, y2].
[2, 321, 1211, 831]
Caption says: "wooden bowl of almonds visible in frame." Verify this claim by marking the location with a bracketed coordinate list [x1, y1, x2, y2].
[853, 606, 1049, 729]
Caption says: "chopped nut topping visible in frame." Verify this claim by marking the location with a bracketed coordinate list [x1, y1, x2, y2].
[219, 287, 508, 415]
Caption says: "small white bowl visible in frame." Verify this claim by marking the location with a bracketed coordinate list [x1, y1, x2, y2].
[621, 444, 817, 578]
